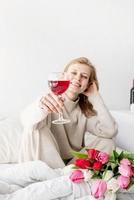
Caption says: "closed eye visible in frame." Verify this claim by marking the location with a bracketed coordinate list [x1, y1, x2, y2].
[71, 71, 77, 75]
[71, 71, 89, 79]
[81, 75, 88, 79]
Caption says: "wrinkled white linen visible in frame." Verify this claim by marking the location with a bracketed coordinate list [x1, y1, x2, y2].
[0, 161, 92, 200]
[0, 161, 60, 186]
[0, 161, 134, 200]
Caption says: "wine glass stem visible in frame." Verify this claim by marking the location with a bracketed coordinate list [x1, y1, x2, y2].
[58, 95, 64, 121]
[59, 112, 64, 121]
[58, 95, 63, 121]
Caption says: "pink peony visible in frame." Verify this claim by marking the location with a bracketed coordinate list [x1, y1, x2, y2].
[91, 180, 107, 199]
[117, 175, 130, 189]
[120, 159, 131, 166]
[69, 170, 84, 183]
[119, 164, 132, 177]
[96, 152, 109, 164]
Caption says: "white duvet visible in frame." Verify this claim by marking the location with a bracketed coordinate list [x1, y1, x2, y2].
[0, 161, 134, 200]
[0, 161, 94, 200]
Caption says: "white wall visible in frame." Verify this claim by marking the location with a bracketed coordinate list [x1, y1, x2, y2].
[0, 0, 134, 116]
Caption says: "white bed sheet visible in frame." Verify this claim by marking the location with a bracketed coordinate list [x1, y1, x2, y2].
[0, 162, 134, 200]
[0, 164, 16, 171]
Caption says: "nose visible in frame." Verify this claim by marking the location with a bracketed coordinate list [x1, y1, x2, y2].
[75, 74, 81, 81]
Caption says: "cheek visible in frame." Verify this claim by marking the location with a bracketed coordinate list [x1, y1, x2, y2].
[68, 75, 75, 81]
[66, 73, 73, 80]
[80, 81, 88, 92]
[83, 80, 89, 88]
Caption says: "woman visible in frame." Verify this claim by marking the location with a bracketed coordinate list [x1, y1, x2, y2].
[18, 57, 118, 168]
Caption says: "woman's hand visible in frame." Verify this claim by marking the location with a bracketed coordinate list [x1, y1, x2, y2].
[82, 81, 98, 97]
[39, 92, 64, 113]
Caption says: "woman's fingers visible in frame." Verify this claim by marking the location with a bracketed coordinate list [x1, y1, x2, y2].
[39, 97, 52, 113]
[39, 93, 64, 113]
[82, 81, 98, 96]
[46, 93, 64, 112]
[44, 96, 61, 113]
[49, 92, 64, 108]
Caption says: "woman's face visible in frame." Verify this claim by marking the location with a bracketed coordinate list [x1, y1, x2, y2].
[66, 63, 91, 95]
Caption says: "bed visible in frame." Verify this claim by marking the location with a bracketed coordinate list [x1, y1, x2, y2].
[0, 111, 134, 200]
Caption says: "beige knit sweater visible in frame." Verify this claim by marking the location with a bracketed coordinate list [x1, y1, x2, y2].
[18, 94, 118, 168]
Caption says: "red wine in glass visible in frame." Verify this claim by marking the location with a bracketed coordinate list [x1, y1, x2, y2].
[48, 72, 70, 124]
[48, 80, 70, 95]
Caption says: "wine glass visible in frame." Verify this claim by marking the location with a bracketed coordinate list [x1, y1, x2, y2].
[48, 72, 70, 124]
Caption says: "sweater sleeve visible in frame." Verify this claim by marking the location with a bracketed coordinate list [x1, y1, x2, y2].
[86, 93, 118, 139]
[20, 97, 49, 129]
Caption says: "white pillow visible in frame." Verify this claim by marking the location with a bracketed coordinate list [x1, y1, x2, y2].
[0, 117, 22, 163]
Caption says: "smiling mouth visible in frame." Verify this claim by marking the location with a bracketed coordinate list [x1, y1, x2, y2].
[71, 82, 81, 88]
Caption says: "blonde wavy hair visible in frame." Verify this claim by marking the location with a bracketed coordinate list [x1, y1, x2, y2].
[64, 57, 99, 117]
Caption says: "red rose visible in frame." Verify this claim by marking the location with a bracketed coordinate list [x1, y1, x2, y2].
[93, 161, 102, 171]
[75, 159, 91, 169]
[87, 149, 98, 160]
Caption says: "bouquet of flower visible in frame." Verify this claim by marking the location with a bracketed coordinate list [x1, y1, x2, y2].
[67, 149, 134, 200]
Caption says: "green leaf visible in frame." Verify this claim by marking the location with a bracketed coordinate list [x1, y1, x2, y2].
[118, 151, 124, 161]
[92, 171, 100, 178]
[102, 163, 109, 179]
[110, 163, 118, 171]
[71, 150, 88, 159]
[131, 160, 134, 165]
[72, 166, 79, 169]
[116, 151, 134, 164]
[109, 154, 115, 163]
[113, 150, 119, 160]
[125, 153, 134, 160]
[109, 151, 119, 162]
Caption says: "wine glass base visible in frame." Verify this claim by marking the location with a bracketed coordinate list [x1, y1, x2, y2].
[52, 118, 70, 125]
